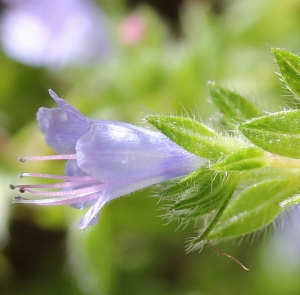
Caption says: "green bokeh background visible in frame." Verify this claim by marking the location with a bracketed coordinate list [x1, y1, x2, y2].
[1, 0, 300, 294]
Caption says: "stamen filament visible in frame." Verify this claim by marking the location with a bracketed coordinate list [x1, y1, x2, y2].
[13, 191, 102, 206]
[12, 153, 106, 210]
[10, 178, 100, 190]
[19, 184, 105, 197]
[19, 172, 96, 181]
[19, 154, 77, 162]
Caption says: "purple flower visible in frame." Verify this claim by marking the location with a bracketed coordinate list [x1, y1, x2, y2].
[0, 0, 111, 67]
[10, 90, 203, 229]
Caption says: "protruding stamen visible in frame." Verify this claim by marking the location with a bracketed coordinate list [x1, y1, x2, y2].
[12, 161, 105, 208]
[12, 178, 100, 190]
[18, 154, 77, 162]
[18, 172, 95, 181]
[18, 184, 105, 197]
[13, 191, 102, 206]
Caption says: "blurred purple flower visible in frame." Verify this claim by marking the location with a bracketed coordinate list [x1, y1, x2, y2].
[10, 90, 203, 229]
[263, 205, 300, 271]
[0, 0, 111, 67]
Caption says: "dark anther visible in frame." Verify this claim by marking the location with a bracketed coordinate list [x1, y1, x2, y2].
[9, 184, 15, 190]
[19, 157, 26, 162]
[19, 188, 25, 193]
[19, 173, 24, 178]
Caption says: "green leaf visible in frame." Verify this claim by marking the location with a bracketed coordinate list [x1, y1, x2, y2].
[207, 175, 300, 241]
[272, 48, 300, 97]
[239, 110, 300, 158]
[208, 81, 262, 123]
[211, 147, 267, 171]
[147, 115, 244, 160]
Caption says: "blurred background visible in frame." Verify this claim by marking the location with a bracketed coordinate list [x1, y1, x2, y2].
[1, 0, 300, 294]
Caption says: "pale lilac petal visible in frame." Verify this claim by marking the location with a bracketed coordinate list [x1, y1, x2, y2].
[78, 196, 107, 229]
[37, 90, 92, 154]
[12, 90, 204, 230]
[76, 122, 203, 199]
[65, 159, 88, 179]
[48, 89, 87, 122]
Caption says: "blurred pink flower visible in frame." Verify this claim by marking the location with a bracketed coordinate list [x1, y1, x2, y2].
[0, 0, 112, 67]
[119, 15, 145, 46]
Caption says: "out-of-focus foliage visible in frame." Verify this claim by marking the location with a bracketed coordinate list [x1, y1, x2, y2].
[2, 0, 300, 295]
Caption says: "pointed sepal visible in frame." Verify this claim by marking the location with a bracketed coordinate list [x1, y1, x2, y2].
[272, 48, 300, 98]
[147, 115, 244, 160]
[208, 81, 262, 124]
[239, 110, 300, 158]
[211, 147, 267, 171]
[161, 168, 238, 222]
[207, 175, 300, 241]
